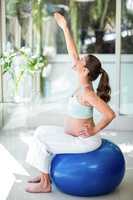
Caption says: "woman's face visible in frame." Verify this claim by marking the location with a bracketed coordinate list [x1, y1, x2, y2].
[73, 56, 90, 85]
[72, 56, 86, 72]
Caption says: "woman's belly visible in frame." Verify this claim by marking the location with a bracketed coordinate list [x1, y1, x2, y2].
[64, 115, 95, 136]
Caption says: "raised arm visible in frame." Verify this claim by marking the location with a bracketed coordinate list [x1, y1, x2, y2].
[54, 12, 80, 66]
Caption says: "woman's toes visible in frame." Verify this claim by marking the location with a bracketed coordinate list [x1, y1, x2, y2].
[25, 182, 52, 193]
[28, 176, 41, 183]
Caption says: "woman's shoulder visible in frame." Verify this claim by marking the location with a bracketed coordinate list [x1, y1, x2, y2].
[83, 86, 98, 104]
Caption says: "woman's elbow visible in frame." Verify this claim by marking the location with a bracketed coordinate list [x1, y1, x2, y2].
[107, 111, 116, 121]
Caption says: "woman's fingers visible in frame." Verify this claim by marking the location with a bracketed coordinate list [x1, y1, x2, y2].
[79, 127, 90, 136]
[54, 12, 61, 20]
[79, 124, 94, 137]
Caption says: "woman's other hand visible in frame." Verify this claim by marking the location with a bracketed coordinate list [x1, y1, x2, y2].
[54, 12, 67, 30]
[79, 123, 96, 137]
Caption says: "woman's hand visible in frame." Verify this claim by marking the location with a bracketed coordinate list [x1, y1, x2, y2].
[79, 124, 96, 138]
[54, 12, 67, 30]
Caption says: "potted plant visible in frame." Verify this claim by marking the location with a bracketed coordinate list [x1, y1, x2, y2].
[0, 48, 49, 102]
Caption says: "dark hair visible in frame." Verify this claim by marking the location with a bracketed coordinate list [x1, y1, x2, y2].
[85, 54, 111, 103]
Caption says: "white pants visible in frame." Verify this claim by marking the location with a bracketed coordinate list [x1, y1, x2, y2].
[26, 125, 102, 173]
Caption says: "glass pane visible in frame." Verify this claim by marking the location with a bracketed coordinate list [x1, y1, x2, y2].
[42, 0, 69, 54]
[78, 0, 116, 54]
[44, 0, 116, 54]
[121, 0, 133, 54]
[120, 0, 133, 115]
[6, 1, 32, 50]
[4, 1, 33, 102]
[5, 0, 116, 54]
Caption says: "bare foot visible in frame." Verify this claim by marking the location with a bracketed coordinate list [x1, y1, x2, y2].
[28, 175, 41, 183]
[28, 175, 52, 183]
[25, 182, 52, 193]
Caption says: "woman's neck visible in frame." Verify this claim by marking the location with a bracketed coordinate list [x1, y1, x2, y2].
[81, 82, 92, 90]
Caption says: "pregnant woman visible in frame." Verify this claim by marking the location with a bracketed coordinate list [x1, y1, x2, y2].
[25, 13, 116, 193]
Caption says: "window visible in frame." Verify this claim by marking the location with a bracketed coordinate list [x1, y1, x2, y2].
[5, 0, 116, 54]
[120, 0, 133, 115]
[6, 0, 32, 50]
[121, 0, 133, 54]
[77, 0, 116, 54]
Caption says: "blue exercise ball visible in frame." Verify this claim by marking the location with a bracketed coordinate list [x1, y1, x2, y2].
[50, 139, 125, 197]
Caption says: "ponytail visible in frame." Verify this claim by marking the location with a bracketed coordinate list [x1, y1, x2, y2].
[97, 69, 111, 103]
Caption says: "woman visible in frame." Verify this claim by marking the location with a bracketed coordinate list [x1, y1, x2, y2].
[25, 13, 116, 193]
